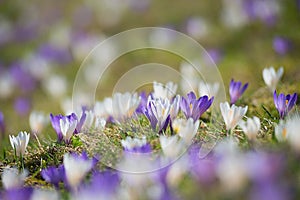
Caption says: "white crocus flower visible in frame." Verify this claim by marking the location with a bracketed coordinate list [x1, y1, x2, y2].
[238, 116, 260, 140]
[149, 97, 171, 129]
[220, 102, 248, 131]
[63, 153, 93, 190]
[262, 66, 284, 92]
[159, 135, 184, 158]
[275, 120, 287, 142]
[169, 95, 180, 120]
[172, 118, 200, 144]
[9, 131, 30, 157]
[153, 81, 177, 99]
[285, 116, 300, 153]
[82, 110, 95, 130]
[31, 189, 59, 200]
[94, 117, 106, 131]
[111, 92, 140, 121]
[43, 75, 68, 99]
[59, 118, 77, 143]
[121, 136, 147, 150]
[198, 81, 220, 98]
[2, 168, 28, 189]
[29, 111, 49, 134]
[94, 97, 113, 118]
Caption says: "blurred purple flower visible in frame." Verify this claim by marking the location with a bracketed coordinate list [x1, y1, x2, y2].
[13, 22, 38, 42]
[79, 171, 119, 195]
[128, 0, 150, 12]
[10, 62, 36, 92]
[38, 44, 72, 64]
[273, 36, 291, 56]
[273, 91, 297, 119]
[41, 165, 65, 189]
[14, 98, 31, 116]
[0, 111, 5, 134]
[188, 144, 216, 185]
[229, 79, 248, 104]
[136, 92, 148, 114]
[2, 187, 33, 200]
[180, 91, 214, 121]
[207, 49, 223, 64]
[50, 113, 78, 142]
[249, 182, 289, 200]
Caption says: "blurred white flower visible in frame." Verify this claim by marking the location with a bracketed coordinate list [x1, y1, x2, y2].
[9, 131, 30, 157]
[159, 135, 184, 158]
[2, 168, 28, 189]
[216, 154, 247, 192]
[238, 116, 260, 140]
[94, 116, 106, 131]
[180, 62, 200, 95]
[63, 153, 93, 190]
[121, 136, 147, 150]
[153, 81, 177, 100]
[285, 116, 300, 153]
[81, 110, 95, 130]
[94, 97, 113, 118]
[0, 72, 15, 99]
[275, 120, 287, 142]
[60, 117, 77, 143]
[221, 0, 249, 28]
[29, 111, 49, 134]
[31, 189, 59, 200]
[111, 92, 140, 121]
[198, 81, 220, 98]
[43, 75, 68, 99]
[172, 118, 199, 144]
[186, 17, 209, 39]
[262, 66, 284, 92]
[23, 54, 51, 80]
[220, 102, 248, 131]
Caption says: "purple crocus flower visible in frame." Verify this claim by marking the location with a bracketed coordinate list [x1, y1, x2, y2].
[136, 92, 148, 114]
[229, 79, 248, 104]
[50, 113, 78, 142]
[273, 36, 291, 56]
[41, 165, 65, 189]
[273, 91, 297, 119]
[14, 97, 31, 116]
[180, 91, 214, 121]
[2, 187, 33, 200]
[143, 97, 171, 133]
[0, 111, 5, 134]
[37, 43, 72, 64]
[10, 62, 36, 92]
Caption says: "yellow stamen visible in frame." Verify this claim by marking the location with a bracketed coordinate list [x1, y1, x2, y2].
[285, 100, 289, 105]
[282, 128, 287, 138]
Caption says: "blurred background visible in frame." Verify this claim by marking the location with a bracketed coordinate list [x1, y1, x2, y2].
[0, 0, 300, 138]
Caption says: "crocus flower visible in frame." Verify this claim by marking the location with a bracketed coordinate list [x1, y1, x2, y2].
[2, 168, 28, 189]
[2, 187, 33, 200]
[29, 111, 48, 134]
[180, 91, 214, 121]
[9, 131, 30, 157]
[198, 81, 220, 98]
[63, 152, 94, 190]
[229, 79, 248, 104]
[273, 36, 291, 56]
[273, 91, 297, 119]
[111, 92, 141, 121]
[238, 116, 260, 140]
[60, 117, 78, 144]
[220, 102, 248, 131]
[159, 135, 184, 158]
[94, 97, 113, 119]
[30, 189, 59, 200]
[50, 113, 78, 143]
[144, 97, 172, 133]
[275, 120, 287, 142]
[41, 165, 65, 189]
[152, 81, 177, 99]
[14, 98, 31, 116]
[121, 136, 151, 153]
[0, 111, 5, 134]
[172, 118, 200, 143]
[262, 67, 284, 92]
